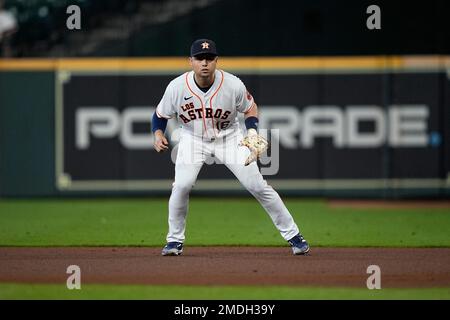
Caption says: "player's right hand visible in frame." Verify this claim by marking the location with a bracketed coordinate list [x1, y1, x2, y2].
[154, 131, 169, 153]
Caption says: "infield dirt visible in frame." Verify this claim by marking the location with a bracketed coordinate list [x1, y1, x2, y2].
[0, 247, 449, 288]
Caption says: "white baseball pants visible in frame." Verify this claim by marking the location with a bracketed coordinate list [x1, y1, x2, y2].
[166, 131, 300, 243]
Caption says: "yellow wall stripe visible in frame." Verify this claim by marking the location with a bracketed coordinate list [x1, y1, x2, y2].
[0, 56, 449, 71]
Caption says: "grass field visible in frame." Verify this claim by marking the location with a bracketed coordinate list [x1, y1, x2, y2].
[1, 283, 449, 300]
[0, 198, 449, 247]
[0, 198, 449, 300]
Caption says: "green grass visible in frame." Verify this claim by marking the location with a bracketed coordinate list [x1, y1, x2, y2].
[0, 198, 449, 247]
[0, 283, 449, 300]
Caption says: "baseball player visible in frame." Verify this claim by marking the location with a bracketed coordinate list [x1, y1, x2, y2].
[152, 39, 310, 256]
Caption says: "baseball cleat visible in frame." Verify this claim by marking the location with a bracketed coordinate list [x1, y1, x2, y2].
[161, 242, 183, 256]
[288, 234, 310, 255]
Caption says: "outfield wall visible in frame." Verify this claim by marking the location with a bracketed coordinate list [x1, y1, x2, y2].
[1, 56, 450, 198]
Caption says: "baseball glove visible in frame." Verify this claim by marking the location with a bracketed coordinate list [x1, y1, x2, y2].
[239, 129, 269, 166]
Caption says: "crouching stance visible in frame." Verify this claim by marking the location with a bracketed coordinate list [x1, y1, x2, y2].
[152, 39, 310, 256]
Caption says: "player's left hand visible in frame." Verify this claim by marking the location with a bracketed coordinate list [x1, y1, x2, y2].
[239, 129, 269, 166]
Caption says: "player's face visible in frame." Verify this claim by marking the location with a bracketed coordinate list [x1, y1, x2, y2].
[189, 54, 218, 78]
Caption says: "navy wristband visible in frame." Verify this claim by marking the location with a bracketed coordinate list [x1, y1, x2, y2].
[245, 116, 258, 130]
[151, 112, 168, 133]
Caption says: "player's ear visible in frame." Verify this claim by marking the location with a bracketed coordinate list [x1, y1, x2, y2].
[188, 57, 193, 66]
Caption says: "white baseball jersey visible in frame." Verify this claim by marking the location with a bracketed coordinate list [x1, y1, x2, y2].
[156, 69, 255, 140]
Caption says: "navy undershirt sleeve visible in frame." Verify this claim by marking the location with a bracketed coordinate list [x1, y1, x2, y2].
[151, 112, 168, 133]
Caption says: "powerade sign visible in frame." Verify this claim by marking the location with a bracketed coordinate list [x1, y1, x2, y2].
[56, 72, 447, 191]
[75, 105, 433, 150]
[259, 105, 435, 148]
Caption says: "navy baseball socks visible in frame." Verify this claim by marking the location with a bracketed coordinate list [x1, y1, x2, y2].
[288, 233, 310, 255]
